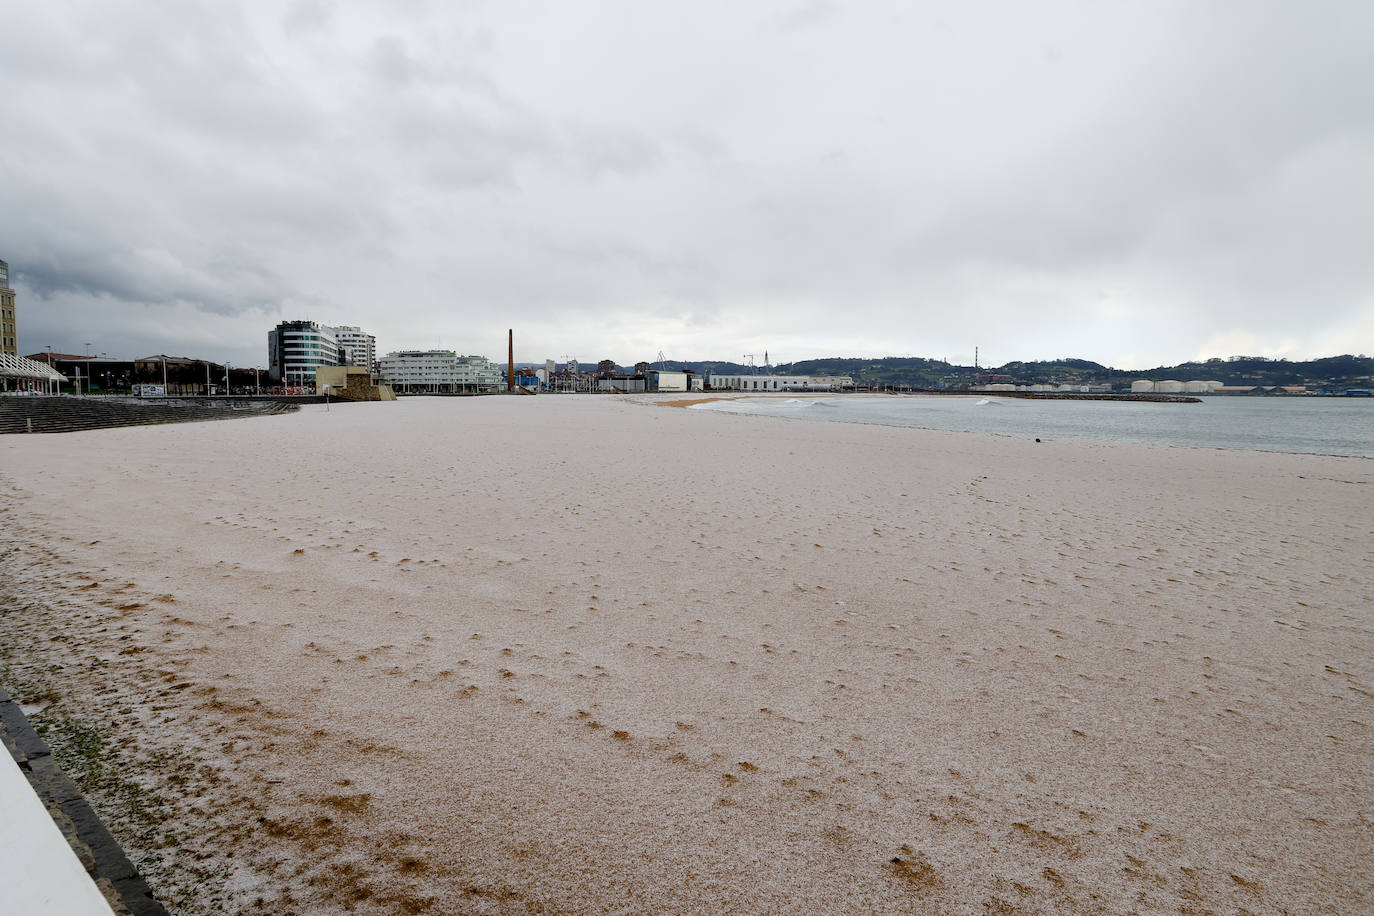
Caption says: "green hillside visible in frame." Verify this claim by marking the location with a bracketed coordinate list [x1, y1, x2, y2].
[647, 354, 1374, 390]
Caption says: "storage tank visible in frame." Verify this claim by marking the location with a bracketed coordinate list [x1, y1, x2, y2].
[1155, 380, 1184, 393]
[1206, 380, 1223, 391]
[1130, 379, 1155, 393]
[1183, 380, 1209, 393]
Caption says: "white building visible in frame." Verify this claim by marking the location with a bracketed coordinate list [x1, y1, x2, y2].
[268, 320, 376, 385]
[269, 320, 342, 385]
[333, 326, 376, 369]
[648, 370, 689, 392]
[598, 377, 646, 392]
[1183, 380, 1225, 393]
[378, 351, 503, 392]
[0, 352, 67, 392]
[1130, 379, 1218, 394]
[809, 376, 854, 389]
[709, 374, 850, 391]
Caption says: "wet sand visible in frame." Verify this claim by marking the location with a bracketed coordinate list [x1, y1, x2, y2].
[1, 395, 1371, 914]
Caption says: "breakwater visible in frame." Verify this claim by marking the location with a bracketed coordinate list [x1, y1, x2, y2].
[896, 389, 1202, 403]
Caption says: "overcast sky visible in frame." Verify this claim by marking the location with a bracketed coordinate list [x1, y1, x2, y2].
[2, 1, 1372, 369]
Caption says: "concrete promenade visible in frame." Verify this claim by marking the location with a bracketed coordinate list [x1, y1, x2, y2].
[1, 686, 166, 915]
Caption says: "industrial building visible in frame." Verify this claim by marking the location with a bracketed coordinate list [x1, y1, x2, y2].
[648, 370, 689, 392]
[708, 374, 852, 392]
[1131, 379, 1223, 394]
[597, 377, 645, 392]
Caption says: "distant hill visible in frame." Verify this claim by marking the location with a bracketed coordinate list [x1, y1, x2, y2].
[625, 354, 1374, 389]
[1121, 355, 1374, 388]
[515, 355, 1374, 389]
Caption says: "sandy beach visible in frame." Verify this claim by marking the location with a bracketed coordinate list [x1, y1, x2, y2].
[1, 395, 1371, 914]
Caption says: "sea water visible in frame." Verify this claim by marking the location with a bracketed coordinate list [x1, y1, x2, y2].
[691, 394, 1374, 458]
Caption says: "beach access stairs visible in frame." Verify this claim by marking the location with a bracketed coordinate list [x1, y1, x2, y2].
[0, 395, 298, 434]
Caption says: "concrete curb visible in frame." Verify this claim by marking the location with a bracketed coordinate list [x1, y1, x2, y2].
[0, 686, 169, 916]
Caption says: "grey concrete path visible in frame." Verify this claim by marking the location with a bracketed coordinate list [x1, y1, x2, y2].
[0, 686, 168, 915]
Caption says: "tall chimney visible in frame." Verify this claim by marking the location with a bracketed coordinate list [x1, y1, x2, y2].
[507, 329, 514, 391]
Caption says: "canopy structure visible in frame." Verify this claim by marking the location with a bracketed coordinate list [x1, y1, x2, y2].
[0, 353, 68, 391]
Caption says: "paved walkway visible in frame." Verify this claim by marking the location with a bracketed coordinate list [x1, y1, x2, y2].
[0, 746, 115, 914]
[0, 687, 166, 915]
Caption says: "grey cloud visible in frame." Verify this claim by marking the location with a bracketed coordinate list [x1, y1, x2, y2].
[556, 122, 663, 180]
[370, 36, 420, 85]
[770, 1, 839, 34]
[1, 0, 1371, 368]
[284, 0, 334, 37]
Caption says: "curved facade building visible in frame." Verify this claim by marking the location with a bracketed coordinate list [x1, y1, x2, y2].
[268, 320, 343, 385]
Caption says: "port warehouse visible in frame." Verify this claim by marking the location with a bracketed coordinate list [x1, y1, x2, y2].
[707, 375, 853, 391]
[1128, 379, 1368, 395]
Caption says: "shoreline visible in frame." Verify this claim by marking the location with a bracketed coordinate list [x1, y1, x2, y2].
[655, 390, 1202, 406]
[1, 398, 1370, 913]
[659, 392, 1373, 459]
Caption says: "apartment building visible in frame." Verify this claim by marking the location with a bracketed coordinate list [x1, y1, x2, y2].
[0, 259, 17, 356]
[333, 325, 376, 369]
[378, 351, 503, 393]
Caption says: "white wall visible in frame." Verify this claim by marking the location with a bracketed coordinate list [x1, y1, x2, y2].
[652, 371, 688, 392]
[1, 750, 116, 914]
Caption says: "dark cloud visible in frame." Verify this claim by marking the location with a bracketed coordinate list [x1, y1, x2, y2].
[1, 1, 1371, 369]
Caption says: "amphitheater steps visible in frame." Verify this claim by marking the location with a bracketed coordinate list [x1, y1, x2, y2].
[0, 397, 298, 435]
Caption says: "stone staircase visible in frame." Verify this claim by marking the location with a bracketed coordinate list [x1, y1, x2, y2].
[0, 396, 298, 434]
